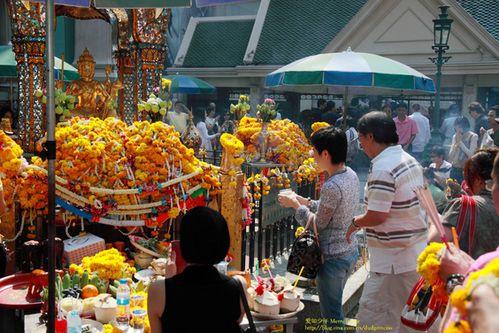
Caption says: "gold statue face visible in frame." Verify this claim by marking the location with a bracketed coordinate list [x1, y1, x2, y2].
[77, 48, 96, 81]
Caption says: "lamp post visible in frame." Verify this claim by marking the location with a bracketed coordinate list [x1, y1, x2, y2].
[430, 5, 453, 129]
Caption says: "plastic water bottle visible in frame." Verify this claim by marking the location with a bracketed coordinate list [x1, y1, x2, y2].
[116, 278, 131, 330]
[66, 310, 81, 333]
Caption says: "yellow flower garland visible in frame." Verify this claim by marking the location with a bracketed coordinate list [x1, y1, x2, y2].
[69, 248, 136, 281]
[295, 157, 319, 183]
[311, 122, 330, 134]
[12, 117, 221, 214]
[0, 130, 24, 208]
[220, 133, 244, 156]
[235, 117, 311, 168]
[444, 320, 472, 333]
[416, 242, 446, 297]
[444, 258, 499, 332]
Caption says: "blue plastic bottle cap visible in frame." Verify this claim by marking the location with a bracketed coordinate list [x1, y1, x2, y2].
[119, 278, 128, 284]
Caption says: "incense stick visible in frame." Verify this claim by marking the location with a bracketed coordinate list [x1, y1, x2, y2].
[414, 186, 451, 251]
[292, 266, 304, 291]
[451, 227, 459, 249]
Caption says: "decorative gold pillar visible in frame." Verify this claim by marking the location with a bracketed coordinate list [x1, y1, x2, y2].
[219, 144, 246, 270]
[7, 0, 46, 152]
[221, 172, 244, 270]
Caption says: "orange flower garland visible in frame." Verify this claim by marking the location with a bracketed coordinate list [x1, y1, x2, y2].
[11, 117, 221, 218]
[235, 117, 310, 168]
[0, 130, 24, 208]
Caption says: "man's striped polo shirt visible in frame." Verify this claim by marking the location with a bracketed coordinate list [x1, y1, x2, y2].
[364, 145, 428, 274]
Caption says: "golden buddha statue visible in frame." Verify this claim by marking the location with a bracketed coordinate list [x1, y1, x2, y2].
[66, 48, 122, 119]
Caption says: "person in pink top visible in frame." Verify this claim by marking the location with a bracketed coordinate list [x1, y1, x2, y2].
[393, 103, 418, 151]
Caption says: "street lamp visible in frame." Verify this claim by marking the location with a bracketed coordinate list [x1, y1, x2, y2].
[430, 5, 453, 129]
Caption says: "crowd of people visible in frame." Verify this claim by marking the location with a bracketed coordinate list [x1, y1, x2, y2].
[164, 101, 237, 164]
[277, 108, 498, 332]
[2, 96, 497, 332]
[144, 106, 498, 333]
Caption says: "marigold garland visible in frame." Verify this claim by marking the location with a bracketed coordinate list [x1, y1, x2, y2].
[444, 257, 499, 332]
[220, 133, 244, 156]
[311, 122, 330, 134]
[416, 242, 446, 298]
[13, 117, 221, 217]
[235, 116, 310, 168]
[69, 248, 136, 281]
[0, 130, 25, 208]
[295, 158, 319, 184]
[443, 320, 472, 333]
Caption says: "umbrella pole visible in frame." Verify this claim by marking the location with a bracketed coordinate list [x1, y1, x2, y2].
[342, 86, 349, 130]
[45, 0, 57, 331]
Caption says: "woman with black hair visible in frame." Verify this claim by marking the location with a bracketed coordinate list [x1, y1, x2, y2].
[430, 148, 498, 259]
[448, 116, 478, 183]
[193, 107, 220, 163]
[278, 126, 359, 330]
[147, 206, 246, 333]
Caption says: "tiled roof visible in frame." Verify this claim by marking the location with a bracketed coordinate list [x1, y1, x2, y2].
[252, 0, 368, 65]
[182, 19, 254, 67]
[457, 0, 499, 41]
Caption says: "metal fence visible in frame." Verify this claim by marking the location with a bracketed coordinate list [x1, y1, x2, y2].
[240, 162, 316, 272]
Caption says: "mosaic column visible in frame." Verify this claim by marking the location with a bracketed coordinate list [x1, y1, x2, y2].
[108, 9, 137, 124]
[137, 44, 164, 100]
[132, 9, 170, 121]
[7, 0, 46, 152]
[116, 49, 137, 124]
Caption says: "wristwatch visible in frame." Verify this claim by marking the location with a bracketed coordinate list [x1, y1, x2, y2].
[446, 274, 465, 294]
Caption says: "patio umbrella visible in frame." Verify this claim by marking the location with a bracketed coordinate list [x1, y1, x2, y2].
[165, 74, 216, 94]
[0, 45, 79, 81]
[265, 49, 435, 95]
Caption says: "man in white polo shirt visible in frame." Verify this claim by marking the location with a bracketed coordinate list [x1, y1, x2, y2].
[346, 111, 427, 333]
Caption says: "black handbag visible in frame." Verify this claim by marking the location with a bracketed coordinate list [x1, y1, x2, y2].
[287, 215, 322, 279]
[235, 277, 257, 333]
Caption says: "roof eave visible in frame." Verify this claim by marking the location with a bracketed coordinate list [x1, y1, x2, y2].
[444, 0, 499, 58]
[174, 15, 257, 67]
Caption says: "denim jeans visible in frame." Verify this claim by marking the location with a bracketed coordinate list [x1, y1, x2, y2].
[316, 250, 358, 332]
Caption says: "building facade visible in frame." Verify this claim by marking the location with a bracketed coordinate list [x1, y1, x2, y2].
[1, 0, 498, 126]
[171, 0, 499, 124]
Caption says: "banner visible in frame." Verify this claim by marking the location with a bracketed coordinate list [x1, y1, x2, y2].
[30, 0, 191, 7]
[29, 0, 90, 6]
[94, 0, 191, 7]
[196, 0, 253, 7]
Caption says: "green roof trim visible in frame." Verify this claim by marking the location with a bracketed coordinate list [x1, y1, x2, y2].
[457, 0, 499, 41]
[252, 0, 368, 65]
[183, 19, 255, 68]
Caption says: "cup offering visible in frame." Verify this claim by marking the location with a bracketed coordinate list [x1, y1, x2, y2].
[130, 294, 145, 309]
[130, 308, 147, 331]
